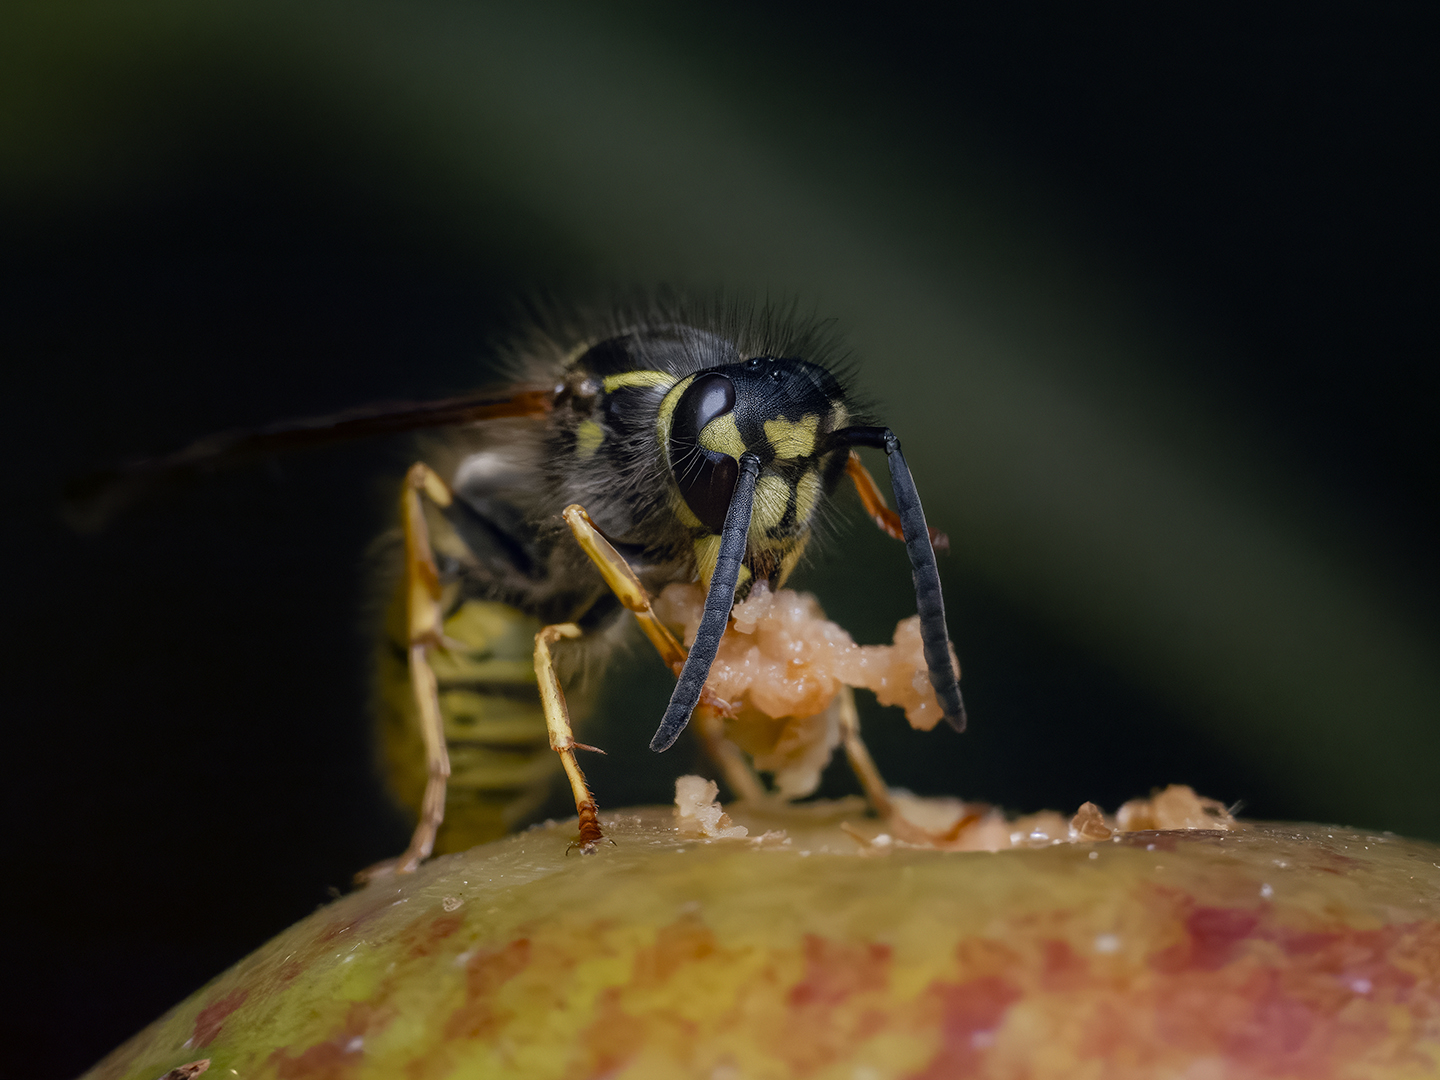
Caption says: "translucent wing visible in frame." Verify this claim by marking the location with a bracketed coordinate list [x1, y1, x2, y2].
[64, 386, 556, 529]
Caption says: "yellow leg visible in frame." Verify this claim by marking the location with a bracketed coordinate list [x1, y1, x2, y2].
[556, 504, 755, 825]
[561, 505, 735, 718]
[846, 451, 949, 551]
[358, 463, 455, 882]
[836, 685, 895, 819]
[694, 704, 767, 803]
[838, 685, 980, 844]
[562, 505, 686, 667]
[534, 622, 607, 852]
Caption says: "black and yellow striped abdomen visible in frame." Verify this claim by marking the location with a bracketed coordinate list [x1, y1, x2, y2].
[376, 591, 573, 854]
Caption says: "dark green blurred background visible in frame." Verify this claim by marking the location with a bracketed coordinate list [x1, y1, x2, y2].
[2, 3, 1434, 1075]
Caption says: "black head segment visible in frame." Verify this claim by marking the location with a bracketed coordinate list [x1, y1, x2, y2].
[650, 359, 965, 753]
[666, 356, 842, 531]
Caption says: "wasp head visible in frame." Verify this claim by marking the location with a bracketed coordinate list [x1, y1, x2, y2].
[663, 356, 850, 591]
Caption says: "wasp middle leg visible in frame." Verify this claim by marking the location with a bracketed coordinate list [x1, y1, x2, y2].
[532, 621, 609, 853]
[532, 504, 760, 854]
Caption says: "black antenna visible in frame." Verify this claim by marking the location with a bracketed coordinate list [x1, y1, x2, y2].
[829, 426, 966, 731]
[650, 451, 761, 752]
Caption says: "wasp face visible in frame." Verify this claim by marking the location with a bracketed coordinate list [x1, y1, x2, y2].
[559, 321, 962, 752]
[662, 356, 849, 589]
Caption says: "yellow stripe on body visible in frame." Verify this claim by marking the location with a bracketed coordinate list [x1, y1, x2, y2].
[603, 369, 678, 394]
[437, 691, 547, 744]
[575, 419, 605, 458]
[377, 596, 560, 854]
[794, 469, 823, 524]
[657, 374, 708, 531]
[692, 531, 756, 594]
[669, 494, 705, 531]
[656, 373, 698, 465]
[777, 531, 810, 587]
[751, 474, 794, 533]
[445, 748, 559, 792]
[652, 378, 703, 530]
[763, 414, 820, 460]
[698, 413, 746, 459]
[693, 534, 722, 590]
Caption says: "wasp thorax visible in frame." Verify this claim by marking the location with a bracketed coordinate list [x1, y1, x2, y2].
[667, 357, 844, 534]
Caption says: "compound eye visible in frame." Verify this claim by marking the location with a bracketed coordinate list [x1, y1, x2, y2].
[674, 373, 736, 437]
[669, 373, 739, 531]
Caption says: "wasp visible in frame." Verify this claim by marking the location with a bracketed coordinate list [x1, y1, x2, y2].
[74, 301, 965, 875]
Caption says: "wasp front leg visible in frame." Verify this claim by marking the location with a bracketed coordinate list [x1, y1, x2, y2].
[560, 504, 763, 801]
[358, 463, 455, 882]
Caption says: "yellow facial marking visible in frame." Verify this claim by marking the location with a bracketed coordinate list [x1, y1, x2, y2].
[693, 534, 722, 590]
[751, 474, 793, 534]
[736, 564, 753, 591]
[602, 369, 677, 394]
[763, 414, 820, 460]
[669, 492, 704, 530]
[793, 469, 823, 524]
[698, 413, 746, 459]
[575, 420, 604, 458]
[830, 402, 850, 431]
[656, 373, 697, 463]
[777, 531, 810, 587]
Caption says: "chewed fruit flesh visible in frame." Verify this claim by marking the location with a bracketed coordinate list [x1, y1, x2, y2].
[654, 581, 958, 731]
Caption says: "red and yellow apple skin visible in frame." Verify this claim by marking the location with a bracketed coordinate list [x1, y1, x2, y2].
[85, 807, 1440, 1080]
